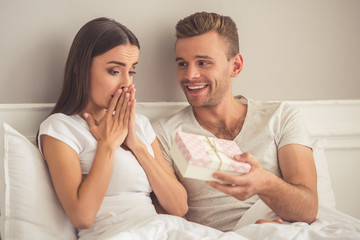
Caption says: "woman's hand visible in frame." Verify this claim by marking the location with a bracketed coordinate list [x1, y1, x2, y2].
[84, 88, 131, 151]
[124, 84, 141, 150]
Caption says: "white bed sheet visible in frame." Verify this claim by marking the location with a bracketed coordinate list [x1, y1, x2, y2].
[80, 202, 360, 240]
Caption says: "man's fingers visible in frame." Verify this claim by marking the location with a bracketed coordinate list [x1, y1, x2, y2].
[212, 172, 246, 185]
[206, 180, 240, 195]
[255, 218, 284, 224]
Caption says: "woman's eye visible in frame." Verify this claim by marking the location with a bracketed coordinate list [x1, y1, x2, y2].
[109, 69, 120, 75]
[129, 71, 136, 76]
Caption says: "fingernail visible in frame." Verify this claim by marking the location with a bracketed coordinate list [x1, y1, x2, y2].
[83, 113, 88, 119]
[234, 155, 241, 160]
[126, 93, 130, 98]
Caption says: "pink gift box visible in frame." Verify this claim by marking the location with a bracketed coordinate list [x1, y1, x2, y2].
[170, 132, 251, 181]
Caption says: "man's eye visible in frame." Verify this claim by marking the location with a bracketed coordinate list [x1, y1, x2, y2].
[129, 71, 136, 76]
[177, 62, 188, 67]
[199, 61, 210, 66]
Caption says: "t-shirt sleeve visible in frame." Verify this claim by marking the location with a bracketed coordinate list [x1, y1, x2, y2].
[152, 119, 176, 173]
[135, 114, 157, 157]
[277, 103, 312, 149]
[135, 114, 156, 144]
[38, 114, 82, 155]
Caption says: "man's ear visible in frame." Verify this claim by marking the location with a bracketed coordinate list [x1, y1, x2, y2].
[230, 53, 243, 78]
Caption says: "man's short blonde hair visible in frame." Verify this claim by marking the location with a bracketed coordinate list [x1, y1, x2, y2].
[175, 12, 239, 60]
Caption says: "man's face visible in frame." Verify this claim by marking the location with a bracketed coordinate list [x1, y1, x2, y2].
[175, 31, 234, 108]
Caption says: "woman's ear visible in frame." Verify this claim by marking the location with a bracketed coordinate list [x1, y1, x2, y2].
[230, 53, 243, 78]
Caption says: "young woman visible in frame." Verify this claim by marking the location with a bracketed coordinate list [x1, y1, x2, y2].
[38, 17, 188, 238]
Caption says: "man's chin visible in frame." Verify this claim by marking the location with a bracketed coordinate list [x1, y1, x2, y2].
[187, 99, 210, 108]
[186, 96, 203, 108]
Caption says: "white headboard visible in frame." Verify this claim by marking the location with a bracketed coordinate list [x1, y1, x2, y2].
[1, 100, 360, 219]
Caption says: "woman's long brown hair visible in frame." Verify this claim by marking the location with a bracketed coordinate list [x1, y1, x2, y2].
[51, 17, 140, 115]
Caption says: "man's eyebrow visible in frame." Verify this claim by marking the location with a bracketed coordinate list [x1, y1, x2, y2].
[195, 55, 213, 60]
[175, 55, 213, 62]
[107, 61, 138, 66]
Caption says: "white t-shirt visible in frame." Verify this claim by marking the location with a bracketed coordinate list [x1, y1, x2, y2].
[38, 113, 157, 238]
[153, 96, 312, 231]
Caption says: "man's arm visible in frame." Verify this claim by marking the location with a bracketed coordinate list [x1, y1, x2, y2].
[206, 144, 318, 224]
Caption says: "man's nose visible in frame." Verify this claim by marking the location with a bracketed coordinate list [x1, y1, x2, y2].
[185, 65, 200, 80]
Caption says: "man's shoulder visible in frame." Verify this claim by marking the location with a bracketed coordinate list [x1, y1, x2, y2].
[248, 98, 297, 116]
[153, 105, 192, 131]
[152, 105, 193, 151]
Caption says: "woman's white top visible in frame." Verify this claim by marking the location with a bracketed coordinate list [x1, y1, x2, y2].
[38, 113, 157, 238]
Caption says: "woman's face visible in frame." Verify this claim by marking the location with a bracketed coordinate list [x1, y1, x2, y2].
[87, 44, 139, 113]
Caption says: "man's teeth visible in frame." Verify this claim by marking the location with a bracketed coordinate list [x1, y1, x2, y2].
[187, 85, 205, 90]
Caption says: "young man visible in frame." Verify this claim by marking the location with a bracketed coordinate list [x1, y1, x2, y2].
[153, 12, 318, 232]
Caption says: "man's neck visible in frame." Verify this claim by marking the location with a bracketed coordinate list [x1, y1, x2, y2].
[192, 96, 247, 140]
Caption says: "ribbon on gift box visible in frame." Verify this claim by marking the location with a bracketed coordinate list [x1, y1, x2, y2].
[204, 136, 226, 171]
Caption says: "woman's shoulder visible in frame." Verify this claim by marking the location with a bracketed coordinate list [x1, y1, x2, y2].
[41, 113, 76, 126]
[40, 113, 85, 133]
[44, 112, 72, 122]
[134, 113, 153, 130]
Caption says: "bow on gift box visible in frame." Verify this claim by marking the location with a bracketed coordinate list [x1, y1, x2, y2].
[204, 136, 228, 171]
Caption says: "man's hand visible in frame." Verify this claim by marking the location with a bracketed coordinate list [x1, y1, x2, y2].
[206, 153, 273, 201]
[206, 144, 318, 224]
[256, 218, 284, 224]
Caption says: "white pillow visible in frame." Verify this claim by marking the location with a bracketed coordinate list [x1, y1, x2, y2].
[0, 123, 77, 239]
[312, 138, 336, 208]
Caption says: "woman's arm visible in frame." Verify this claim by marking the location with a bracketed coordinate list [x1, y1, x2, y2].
[41, 136, 115, 229]
[131, 138, 188, 217]
[123, 87, 188, 216]
[41, 88, 131, 229]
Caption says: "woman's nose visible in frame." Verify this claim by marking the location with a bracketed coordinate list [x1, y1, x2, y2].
[119, 74, 132, 88]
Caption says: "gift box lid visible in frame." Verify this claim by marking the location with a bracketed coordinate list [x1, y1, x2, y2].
[173, 132, 250, 173]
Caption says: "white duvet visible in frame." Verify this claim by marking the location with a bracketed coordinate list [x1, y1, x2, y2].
[80, 201, 360, 240]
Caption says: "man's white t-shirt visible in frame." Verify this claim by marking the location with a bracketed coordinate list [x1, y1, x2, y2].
[38, 113, 157, 238]
[153, 96, 312, 231]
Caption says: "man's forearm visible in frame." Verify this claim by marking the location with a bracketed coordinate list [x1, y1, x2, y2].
[259, 174, 318, 224]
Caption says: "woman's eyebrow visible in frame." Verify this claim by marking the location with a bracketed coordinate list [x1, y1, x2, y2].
[107, 61, 138, 66]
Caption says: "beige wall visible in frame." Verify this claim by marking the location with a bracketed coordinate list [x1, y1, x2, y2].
[0, 0, 359, 103]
